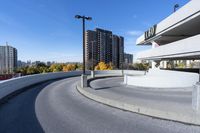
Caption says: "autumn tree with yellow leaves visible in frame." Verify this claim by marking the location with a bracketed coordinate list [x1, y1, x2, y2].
[94, 62, 113, 70]
[63, 64, 76, 72]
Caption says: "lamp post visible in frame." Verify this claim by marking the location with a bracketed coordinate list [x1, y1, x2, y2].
[174, 4, 179, 12]
[75, 15, 92, 87]
[75, 15, 92, 75]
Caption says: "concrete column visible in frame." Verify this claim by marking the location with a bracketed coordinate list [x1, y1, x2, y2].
[151, 41, 159, 69]
[124, 74, 127, 84]
[91, 71, 95, 78]
[163, 61, 167, 68]
[192, 82, 200, 111]
[160, 61, 164, 68]
[151, 61, 156, 69]
[81, 74, 87, 88]
[122, 70, 124, 76]
[186, 60, 191, 68]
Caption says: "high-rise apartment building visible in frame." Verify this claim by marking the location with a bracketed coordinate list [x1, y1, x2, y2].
[85, 30, 97, 69]
[95, 28, 113, 64]
[0, 44, 18, 74]
[112, 35, 119, 68]
[85, 28, 124, 69]
[124, 53, 133, 64]
[119, 36, 124, 68]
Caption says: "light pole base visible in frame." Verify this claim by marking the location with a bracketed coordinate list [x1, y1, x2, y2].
[192, 82, 200, 111]
[122, 70, 124, 76]
[124, 74, 127, 85]
[81, 74, 87, 88]
[91, 71, 95, 78]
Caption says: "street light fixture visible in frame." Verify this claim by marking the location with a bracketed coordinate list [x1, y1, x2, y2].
[75, 15, 92, 75]
[174, 4, 179, 12]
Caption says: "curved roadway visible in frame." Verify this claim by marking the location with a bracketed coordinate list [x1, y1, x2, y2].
[90, 77, 192, 111]
[0, 76, 200, 133]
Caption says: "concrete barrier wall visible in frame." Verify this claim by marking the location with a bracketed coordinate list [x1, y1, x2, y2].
[0, 71, 88, 100]
[0, 70, 145, 101]
[0, 70, 147, 100]
[95, 70, 122, 75]
[124, 70, 145, 75]
[125, 69, 199, 88]
[94, 70, 145, 76]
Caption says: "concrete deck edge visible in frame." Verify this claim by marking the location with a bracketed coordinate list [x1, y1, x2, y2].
[76, 84, 200, 126]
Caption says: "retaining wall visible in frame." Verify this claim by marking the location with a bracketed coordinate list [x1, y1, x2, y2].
[0, 70, 131, 100]
[0, 70, 145, 101]
[125, 69, 199, 88]
[0, 71, 90, 100]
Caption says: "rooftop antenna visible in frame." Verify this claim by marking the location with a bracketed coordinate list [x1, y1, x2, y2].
[6, 42, 8, 46]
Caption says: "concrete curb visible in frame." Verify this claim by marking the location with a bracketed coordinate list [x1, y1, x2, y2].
[76, 84, 200, 126]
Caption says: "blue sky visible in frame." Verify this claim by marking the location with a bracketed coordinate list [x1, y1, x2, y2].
[0, 0, 189, 62]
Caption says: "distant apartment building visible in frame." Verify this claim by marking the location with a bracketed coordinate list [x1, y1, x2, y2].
[85, 30, 97, 69]
[46, 61, 52, 66]
[118, 36, 124, 68]
[85, 28, 124, 69]
[17, 60, 26, 68]
[112, 35, 119, 68]
[31, 61, 42, 66]
[95, 28, 113, 64]
[124, 53, 133, 64]
[0, 44, 18, 74]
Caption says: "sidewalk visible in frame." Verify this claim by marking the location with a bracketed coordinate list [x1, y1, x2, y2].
[77, 76, 200, 126]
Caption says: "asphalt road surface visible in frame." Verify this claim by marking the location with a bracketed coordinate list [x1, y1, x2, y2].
[0, 76, 200, 133]
[89, 77, 192, 112]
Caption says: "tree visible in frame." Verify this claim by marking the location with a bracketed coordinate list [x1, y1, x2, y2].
[15, 66, 28, 75]
[132, 63, 148, 70]
[74, 63, 78, 70]
[99, 62, 108, 70]
[36, 63, 47, 68]
[39, 66, 50, 73]
[95, 65, 100, 70]
[107, 62, 113, 70]
[95, 62, 112, 70]
[63, 64, 76, 72]
[76, 63, 83, 70]
[27, 66, 38, 75]
[50, 64, 63, 72]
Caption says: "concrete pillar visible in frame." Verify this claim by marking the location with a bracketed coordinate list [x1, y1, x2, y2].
[122, 70, 124, 76]
[183, 60, 186, 68]
[91, 71, 95, 78]
[151, 61, 156, 69]
[124, 74, 127, 84]
[192, 82, 200, 111]
[186, 60, 191, 68]
[160, 61, 164, 68]
[151, 41, 159, 69]
[163, 61, 167, 68]
[81, 74, 87, 88]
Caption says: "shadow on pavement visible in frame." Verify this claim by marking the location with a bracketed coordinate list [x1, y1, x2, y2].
[0, 81, 56, 133]
[94, 85, 122, 90]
